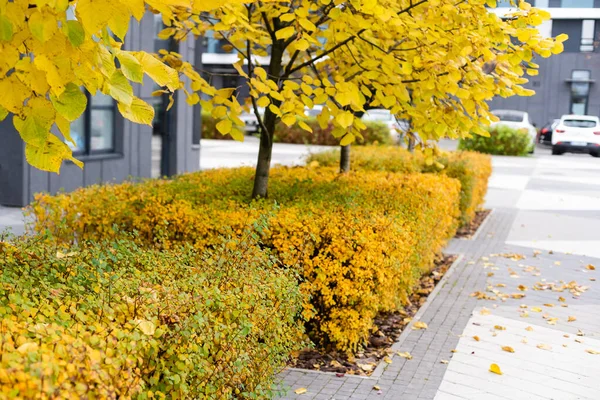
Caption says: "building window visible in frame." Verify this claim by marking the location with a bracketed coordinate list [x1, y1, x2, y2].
[581, 20, 595, 51]
[551, 19, 583, 52]
[570, 70, 592, 115]
[561, 0, 593, 6]
[69, 92, 116, 154]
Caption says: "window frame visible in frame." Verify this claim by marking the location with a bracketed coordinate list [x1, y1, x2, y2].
[71, 91, 118, 157]
[569, 69, 592, 115]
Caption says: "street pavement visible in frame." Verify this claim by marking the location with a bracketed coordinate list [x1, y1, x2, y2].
[277, 145, 600, 400]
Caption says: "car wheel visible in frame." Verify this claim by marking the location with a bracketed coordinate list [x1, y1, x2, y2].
[551, 146, 563, 155]
[592, 152, 600, 158]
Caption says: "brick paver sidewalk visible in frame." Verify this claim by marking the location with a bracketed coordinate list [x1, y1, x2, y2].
[277, 152, 600, 400]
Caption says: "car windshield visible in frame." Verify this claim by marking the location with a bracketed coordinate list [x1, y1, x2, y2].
[493, 111, 524, 122]
[363, 111, 393, 122]
[563, 119, 597, 128]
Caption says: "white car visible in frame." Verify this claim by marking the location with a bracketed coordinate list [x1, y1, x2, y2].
[362, 109, 409, 143]
[490, 109, 537, 151]
[239, 107, 265, 133]
[551, 115, 600, 157]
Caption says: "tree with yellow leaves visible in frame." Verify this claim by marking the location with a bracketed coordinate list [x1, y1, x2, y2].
[1, 0, 564, 199]
[170, 0, 564, 196]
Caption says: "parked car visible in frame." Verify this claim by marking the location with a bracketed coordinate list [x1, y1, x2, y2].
[490, 109, 537, 151]
[362, 109, 409, 143]
[538, 119, 560, 144]
[239, 107, 265, 134]
[551, 115, 600, 157]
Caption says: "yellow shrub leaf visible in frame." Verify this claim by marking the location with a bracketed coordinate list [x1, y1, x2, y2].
[137, 320, 156, 336]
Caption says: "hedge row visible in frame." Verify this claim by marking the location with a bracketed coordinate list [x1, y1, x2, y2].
[307, 147, 492, 227]
[201, 113, 393, 145]
[30, 167, 461, 354]
[0, 236, 303, 399]
[459, 125, 533, 156]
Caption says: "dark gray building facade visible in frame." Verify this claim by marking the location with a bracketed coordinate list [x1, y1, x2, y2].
[489, 4, 600, 127]
[0, 14, 201, 207]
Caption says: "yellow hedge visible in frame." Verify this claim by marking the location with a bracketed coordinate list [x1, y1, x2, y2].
[30, 167, 461, 353]
[307, 146, 492, 226]
[0, 237, 304, 399]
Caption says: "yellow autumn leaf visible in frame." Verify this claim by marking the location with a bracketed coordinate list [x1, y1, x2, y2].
[335, 112, 353, 128]
[50, 83, 87, 122]
[118, 97, 155, 126]
[383, 356, 392, 364]
[473, 335, 480, 341]
[397, 351, 412, 359]
[537, 343, 552, 350]
[501, 346, 515, 353]
[216, 119, 233, 135]
[494, 325, 506, 331]
[294, 388, 307, 395]
[489, 363, 503, 375]
[17, 342, 39, 354]
[585, 349, 600, 355]
[276, 26, 296, 40]
[568, 316, 577, 322]
[587, 264, 596, 270]
[531, 307, 542, 312]
[412, 321, 428, 330]
[136, 320, 156, 336]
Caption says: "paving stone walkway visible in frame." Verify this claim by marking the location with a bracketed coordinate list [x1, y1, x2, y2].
[277, 151, 600, 400]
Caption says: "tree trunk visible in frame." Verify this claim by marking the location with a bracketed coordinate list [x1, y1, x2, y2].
[251, 40, 285, 199]
[407, 135, 416, 153]
[340, 145, 351, 173]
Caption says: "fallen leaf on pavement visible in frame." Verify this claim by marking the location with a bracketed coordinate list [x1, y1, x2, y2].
[511, 293, 526, 299]
[543, 303, 554, 307]
[502, 346, 515, 353]
[554, 261, 561, 266]
[397, 352, 413, 360]
[489, 363, 503, 375]
[585, 349, 600, 355]
[373, 385, 380, 391]
[577, 330, 585, 336]
[537, 344, 552, 350]
[383, 356, 392, 364]
[531, 307, 542, 312]
[494, 325, 506, 331]
[295, 388, 307, 395]
[564, 334, 570, 338]
[357, 363, 375, 372]
[496, 283, 507, 288]
[558, 296, 566, 302]
[473, 336, 480, 341]
[587, 264, 596, 271]
[521, 338, 528, 344]
[480, 308, 491, 315]
[440, 360, 449, 364]
[547, 317, 558, 325]
[568, 316, 577, 322]
[412, 321, 428, 330]
[487, 272, 494, 277]
[525, 326, 534, 331]
[518, 285, 528, 291]
[575, 339, 584, 343]
[451, 349, 457, 353]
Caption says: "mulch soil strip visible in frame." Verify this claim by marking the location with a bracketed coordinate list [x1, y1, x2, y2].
[289, 210, 490, 376]
[455, 210, 491, 239]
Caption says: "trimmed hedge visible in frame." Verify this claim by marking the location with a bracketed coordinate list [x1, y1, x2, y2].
[30, 167, 461, 353]
[458, 125, 532, 156]
[307, 146, 492, 227]
[0, 236, 304, 399]
[201, 113, 393, 145]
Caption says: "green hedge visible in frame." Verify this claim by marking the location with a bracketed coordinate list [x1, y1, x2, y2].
[458, 125, 532, 156]
[0, 236, 304, 399]
[307, 146, 492, 227]
[201, 113, 393, 145]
